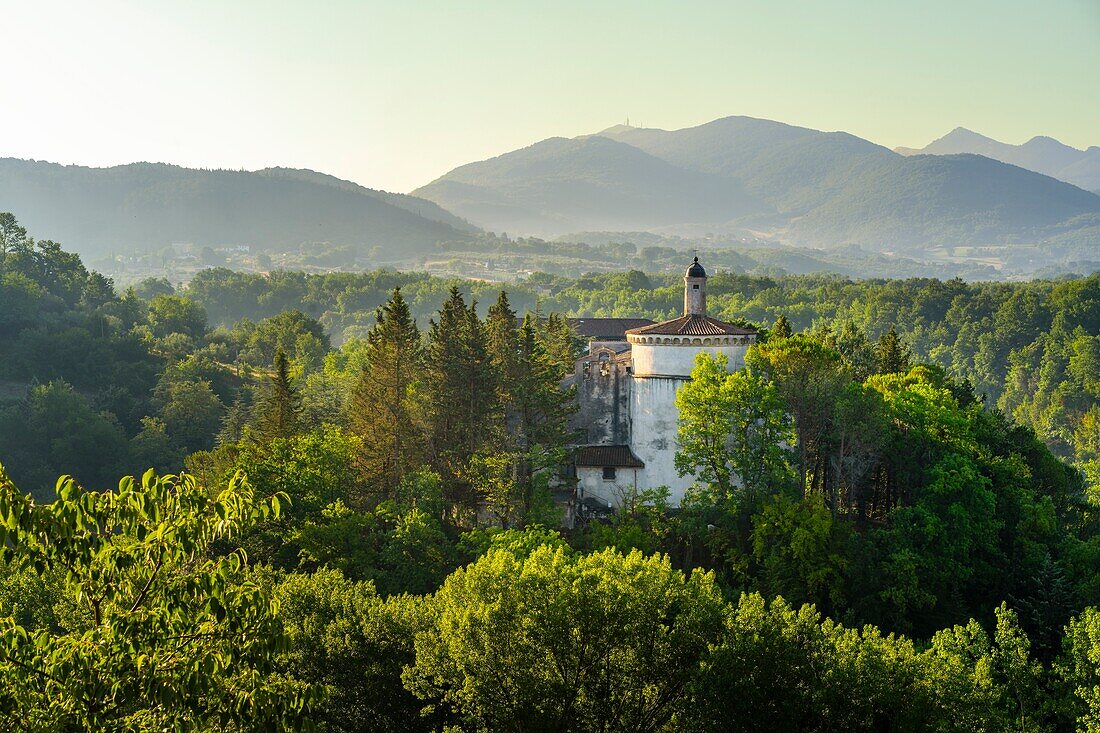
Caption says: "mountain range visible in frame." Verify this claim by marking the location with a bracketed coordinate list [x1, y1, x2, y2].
[896, 127, 1100, 192]
[0, 159, 474, 260]
[1, 117, 1098, 269]
[414, 117, 1100, 251]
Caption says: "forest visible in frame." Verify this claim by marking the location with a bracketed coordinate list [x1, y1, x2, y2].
[1, 211, 1099, 731]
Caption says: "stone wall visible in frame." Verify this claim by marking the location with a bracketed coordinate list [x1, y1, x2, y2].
[568, 347, 632, 445]
[577, 465, 641, 507]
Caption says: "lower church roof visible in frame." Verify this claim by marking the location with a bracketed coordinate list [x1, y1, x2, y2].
[575, 445, 645, 468]
[569, 318, 656, 340]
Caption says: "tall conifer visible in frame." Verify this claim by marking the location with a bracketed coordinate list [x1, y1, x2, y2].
[486, 290, 520, 428]
[876, 326, 912, 374]
[425, 287, 499, 500]
[348, 287, 426, 496]
[250, 348, 301, 443]
[773, 314, 793, 339]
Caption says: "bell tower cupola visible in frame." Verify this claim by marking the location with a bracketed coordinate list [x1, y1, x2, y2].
[684, 256, 707, 316]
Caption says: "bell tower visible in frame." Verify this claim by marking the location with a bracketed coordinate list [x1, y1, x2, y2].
[684, 256, 707, 316]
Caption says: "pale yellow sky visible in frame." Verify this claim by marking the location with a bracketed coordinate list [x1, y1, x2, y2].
[2, 0, 1098, 192]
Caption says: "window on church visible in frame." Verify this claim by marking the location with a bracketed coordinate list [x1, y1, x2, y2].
[693, 284, 699, 289]
[602, 466, 616, 480]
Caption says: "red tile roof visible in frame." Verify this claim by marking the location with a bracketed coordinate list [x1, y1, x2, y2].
[625, 314, 757, 337]
[575, 445, 645, 468]
[569, 318, 656, 340]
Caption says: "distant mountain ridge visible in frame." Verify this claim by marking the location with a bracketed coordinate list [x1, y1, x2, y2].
[412, 135, 765, 235]
[0, 159, 474, 261]
[414, 116, 1100, 252]
[896, 127, 1100, 191]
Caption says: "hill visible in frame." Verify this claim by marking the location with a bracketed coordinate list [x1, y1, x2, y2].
[413, 135, 765, 237]
[0, 159, 474, 261]
[896, 127, 1100, 191]
[413, 116, 1100, 254]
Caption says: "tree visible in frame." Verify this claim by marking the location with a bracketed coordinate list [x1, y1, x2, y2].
[245, 309, 330, 374]
[876, 325, 912, 375]
[407, 546, 726, 733]
[751, 494, 851, 612]
[347, 288, 427, 497]
[486, 290, 521, 417]
[152, 374, 225, 455]
[772, 314, 793, 339]
[275, 570, 431, 733]
[1062, 606, 1100, 732]
[827, 383, 888, 522]
[145, 293, 207, 339]
[676, 352, 795, 502]
[691, 593, 1014, 733]
[250, 348, 302, 443]
[502, 316, 576, 525]
[747, 337, 849, 496]
[0, 381, 131, 499]
[424, 287, 499, 506]
[0, 466, 310, 730]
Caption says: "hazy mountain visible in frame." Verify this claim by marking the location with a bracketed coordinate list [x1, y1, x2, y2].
[415, 116, 1100, 251]
[413, 135, 766, 237]
[257, 167, 477, 232]
[896, 128, 1100, 191]
[0, 159, 473, 260]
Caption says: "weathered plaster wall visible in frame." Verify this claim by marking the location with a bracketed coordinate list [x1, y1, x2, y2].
[629, 376, 692, 501]
[577, 465, 639, 507]
[569, 350, 631, 445]
[630, 341, 750, 378]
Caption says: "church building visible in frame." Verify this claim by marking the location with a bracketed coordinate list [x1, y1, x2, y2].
[566, 258, 757, 509]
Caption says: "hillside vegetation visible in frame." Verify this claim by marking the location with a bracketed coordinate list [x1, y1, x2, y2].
[898, 127, 1100, 191]
[0, 158, 474, 261]
[2, 216, 1100, 730]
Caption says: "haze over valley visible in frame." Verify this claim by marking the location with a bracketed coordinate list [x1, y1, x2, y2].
[3, 115, 1099, 282]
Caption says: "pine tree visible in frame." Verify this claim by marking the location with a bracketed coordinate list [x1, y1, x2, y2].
[462, 314, 577, 528]
[517, 315, 575, 450]
[218, 385, 253, 446]
[485, 290, 520, 422]
[773, 314, 793, 339]
[347, 287, 426, 496]
[876, 326, 912, 374]
[250, 349, 301, 443]
[425, 287, 500, 499]
[539, 312, 582, 373]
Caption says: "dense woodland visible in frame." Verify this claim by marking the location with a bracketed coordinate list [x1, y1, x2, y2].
[2, 212, 1100, 731]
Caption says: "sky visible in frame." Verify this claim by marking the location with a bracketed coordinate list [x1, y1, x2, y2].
[2, 0, 1098, 193]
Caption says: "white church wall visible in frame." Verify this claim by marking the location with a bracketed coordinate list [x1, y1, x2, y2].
[630, 341, 750, 378]
[627, 341, 753, 505]
[576, 466, 639, 507]
[629, 376, 693, 501]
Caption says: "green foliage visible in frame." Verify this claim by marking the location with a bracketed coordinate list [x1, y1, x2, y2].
[424, 287, 500, 502]
[751, 494, 850, 612]
[0, 465, 309, 729]
[676, 351, 795, 501]
[275, 569, 430, 733]
[407, 546, 726, 732]
[0, 381, 131, 497]
[347, 287, 427, 497]
[145, 293, 207, 340]
[457, 524, 570, 561]
[249, 348, 303, 443]
[1062, 607, 1100, 732]
[691, 594, 1050, 733]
